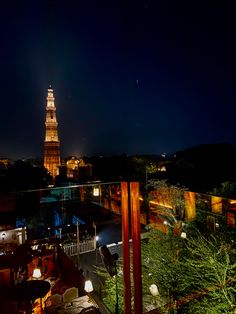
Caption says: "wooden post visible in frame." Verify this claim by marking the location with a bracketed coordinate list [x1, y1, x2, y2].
[121, 182, 132, 314]
[130, 182, 142, 314]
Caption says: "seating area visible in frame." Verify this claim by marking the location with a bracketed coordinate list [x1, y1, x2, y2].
[45, 286, 79, 307]
[0, 240, 101, 314]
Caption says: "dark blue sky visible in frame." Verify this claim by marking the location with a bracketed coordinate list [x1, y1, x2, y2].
[0, 0, 236, 159]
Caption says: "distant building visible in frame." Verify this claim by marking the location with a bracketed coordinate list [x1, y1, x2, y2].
[43, 88, 61, 180]
[0, 158, 12, 179]
[0, 158, 12, 169]
[0, 227, 27, 245]
[63, 156, 92, 181]
[43, 88, 92, 183]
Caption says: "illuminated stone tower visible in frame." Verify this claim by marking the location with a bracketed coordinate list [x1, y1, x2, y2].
[44, 88, 61, 179]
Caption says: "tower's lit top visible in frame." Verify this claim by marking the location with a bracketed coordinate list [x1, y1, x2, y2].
[45, 88, 59, 142]
[47, 88, 55, 108]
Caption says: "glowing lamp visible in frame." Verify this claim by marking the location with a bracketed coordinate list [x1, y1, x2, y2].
[149, 284, 159, 296]
[84, 279, 93, 293]
[1, 232, 6, 240]
[93, 187, 100, 196]
[32, 268, 42, 279]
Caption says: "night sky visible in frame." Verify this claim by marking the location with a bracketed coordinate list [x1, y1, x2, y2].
[0, 0, 236, 160]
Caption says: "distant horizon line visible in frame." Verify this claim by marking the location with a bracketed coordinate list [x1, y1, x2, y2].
[1, 141, 236, 162]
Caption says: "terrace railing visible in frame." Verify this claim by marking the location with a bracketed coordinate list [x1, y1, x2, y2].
[62, 238, 96, 256]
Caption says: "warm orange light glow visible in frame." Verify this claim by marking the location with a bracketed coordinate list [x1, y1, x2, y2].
[184, 191, 196, 221]
[211, 196, 222, 213]
[149, 200, 173, 209]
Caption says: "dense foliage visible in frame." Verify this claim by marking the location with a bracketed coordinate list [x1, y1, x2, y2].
[142, 228, 236, 313]
[97, 227, 236, 313]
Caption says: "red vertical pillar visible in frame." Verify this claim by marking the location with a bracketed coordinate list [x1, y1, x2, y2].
[121, 182, 132, 314]
[130, 182, 142, 314]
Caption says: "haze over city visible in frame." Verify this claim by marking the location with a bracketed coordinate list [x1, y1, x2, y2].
[1, 0, 236, 159]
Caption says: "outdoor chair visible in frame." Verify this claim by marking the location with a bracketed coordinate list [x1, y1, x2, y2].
[45, 293, 63, 307]
[62, 286, 79, 304]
